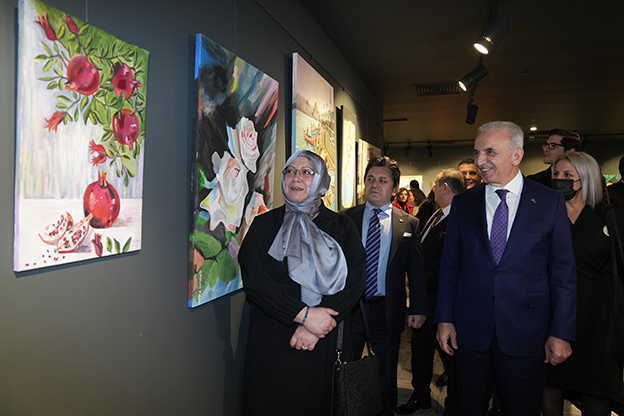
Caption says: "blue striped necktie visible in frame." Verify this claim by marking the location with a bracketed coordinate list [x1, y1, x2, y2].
[365, 208, 382, 299]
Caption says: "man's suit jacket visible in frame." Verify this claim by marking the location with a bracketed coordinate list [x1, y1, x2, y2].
[346, 205, 428, 337]
[526, 166, 552, 188]
[420, 211, 449, 293]
[435, 179, 576, 357]
[608, 181, 624, 208]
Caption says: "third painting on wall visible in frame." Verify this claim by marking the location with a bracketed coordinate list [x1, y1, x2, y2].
[14, 0, 149, 271]
[292, 53, 337, 210]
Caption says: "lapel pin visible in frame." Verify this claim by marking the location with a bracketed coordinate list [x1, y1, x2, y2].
[399, 218, 404, 223]
[531, 198, 536, 203]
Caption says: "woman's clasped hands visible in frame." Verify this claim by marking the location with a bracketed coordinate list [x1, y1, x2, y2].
[289, 306, 338, 351]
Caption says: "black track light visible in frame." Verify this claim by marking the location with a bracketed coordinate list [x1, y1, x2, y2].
[474, 14, 509, 55]
[459, 64, 489, 91]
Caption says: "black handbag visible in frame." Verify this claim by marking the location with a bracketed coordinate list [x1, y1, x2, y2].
[333, 300, 383, 416]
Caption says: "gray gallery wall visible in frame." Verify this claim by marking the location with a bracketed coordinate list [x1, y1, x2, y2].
[0, 0, 381, 415]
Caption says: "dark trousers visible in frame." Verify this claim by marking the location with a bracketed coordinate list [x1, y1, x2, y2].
[455, 331, 546, 416]
[410, 316, 459, 412]
[352, 300, 401, 416]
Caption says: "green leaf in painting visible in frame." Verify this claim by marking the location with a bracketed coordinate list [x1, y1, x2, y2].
[56, 102, 68, 109]
[192, 231, 222, 259]
[102, 130, 113, 142]
[197, 259, 218, 292]
[74, 108, 79, 121]
[101, 83, 114, 92]
[54, 42, 59, 54]
[114, 239, 121, 253]
[64, 112, 73, 122]
[85, 35, 93, 49]
[216, 249, 237, 284]
[77, 24, 89, 36]
[38, 76, 54, 81]
[124, 173, 129, 187]
[42, 42, 52, 55]
[126, 166, 134, 177]
[94, 89, 106, 99]
[57, 24, 65, 39]
[47, 81, 58, 90]
[34, 54, 48, 61]
[106, 237, 112, 252]
[72, 91, 78, 100]
[53, 67, 63, 77]
[122, 155, 131, 160]
[57, 95, 73, 104]
[43, 59, 53, 72]
[83, 107, 90, 124]
[122, 237, 132, 253]
[88, 111, 98, 125]
[80, 96, 89, 112]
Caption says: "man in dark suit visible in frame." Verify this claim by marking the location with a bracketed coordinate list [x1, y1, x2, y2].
[435, 121, 577, 416]
[527, 128, 582, 187]
[397, 168, 466, 416]
[346, 156, 428, 416]
[608, 156, 624, 207]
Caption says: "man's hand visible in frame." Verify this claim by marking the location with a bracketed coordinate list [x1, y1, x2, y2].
[544, 336, 572, 365]
[436, 322, 458, 356]
[408, 314, 427, 329]
[289, 325, 320, 351]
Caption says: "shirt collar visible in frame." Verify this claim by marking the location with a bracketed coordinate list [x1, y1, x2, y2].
[366, 201, 393, 217]
[486, 170, 523, 197]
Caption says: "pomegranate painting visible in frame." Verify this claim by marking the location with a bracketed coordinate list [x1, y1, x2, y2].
[83, 171, 120, 229]
[13, 0, 149, 271]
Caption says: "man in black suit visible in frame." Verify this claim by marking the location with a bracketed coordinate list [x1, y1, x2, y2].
[397, 169, 466, 416]
[608, 156, 624, 207]
[527, 129, 582, 187]
[346, 156, 428, 416]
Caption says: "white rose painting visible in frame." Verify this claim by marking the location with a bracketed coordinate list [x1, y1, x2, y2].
[189, 34, 278, 307]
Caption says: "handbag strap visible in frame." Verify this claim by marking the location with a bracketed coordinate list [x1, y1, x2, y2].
[336, 299, 375, 363]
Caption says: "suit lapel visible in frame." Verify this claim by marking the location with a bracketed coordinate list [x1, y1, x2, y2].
[472, 185, 493, 262]
[389, 207, 405, 264]
[351, 205, 365, 236]
[499, 179, 539, 264]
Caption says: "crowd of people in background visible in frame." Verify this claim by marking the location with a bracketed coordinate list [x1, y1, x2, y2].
[239, 121, 624, 416]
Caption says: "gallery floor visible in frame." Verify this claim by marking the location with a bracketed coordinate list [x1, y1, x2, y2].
[395, 327, 606, 415]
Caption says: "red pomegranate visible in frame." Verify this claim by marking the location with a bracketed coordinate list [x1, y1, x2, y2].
[39, 211, 73, 243]
[66, 55, 99, 95]
[112, 109, 139, 150]
[83, 171, 120, 228]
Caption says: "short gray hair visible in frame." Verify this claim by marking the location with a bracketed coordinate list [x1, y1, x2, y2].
[553, 152, 603, 206]
[437, 169, 467, 195]
[478, 121, 524, 154]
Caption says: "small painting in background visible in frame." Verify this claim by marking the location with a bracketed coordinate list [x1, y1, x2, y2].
[356, 140, 382, 205]
[292, 53, 336, 210]
[14, 0, 149, 271]
[189, 34, 278, 307]
[340, 106, 357, 209]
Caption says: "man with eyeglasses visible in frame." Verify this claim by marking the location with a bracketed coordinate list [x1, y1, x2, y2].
[527, 129, 582, 187]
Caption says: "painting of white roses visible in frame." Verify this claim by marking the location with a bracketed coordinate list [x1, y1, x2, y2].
[14, 0, 149, 271]
[340, 106, 357, 210]
[189, 34, 278, 307]
[292, 53, 336, 210]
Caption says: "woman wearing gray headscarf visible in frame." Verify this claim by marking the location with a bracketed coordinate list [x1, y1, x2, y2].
[239, 150, 366, 416]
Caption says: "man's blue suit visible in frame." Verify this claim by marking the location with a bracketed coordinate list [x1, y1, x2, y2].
[435, 177, 576, 414]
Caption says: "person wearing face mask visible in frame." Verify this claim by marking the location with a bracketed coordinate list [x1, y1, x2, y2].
[543, 151, 624, 415]
[238, 150, 366, 416]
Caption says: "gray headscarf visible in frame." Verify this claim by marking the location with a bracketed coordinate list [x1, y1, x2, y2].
[268, 150, 348, 306]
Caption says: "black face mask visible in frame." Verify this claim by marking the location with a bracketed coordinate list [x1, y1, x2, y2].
[552, 179, 580, 201]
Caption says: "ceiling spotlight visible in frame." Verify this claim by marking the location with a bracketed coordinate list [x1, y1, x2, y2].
[530, 126, 538, 131]
[466, 104, 479, 125]
[405, 143, 412, 157]
[459, 63, 489, 91]
[474, 14, 509, 55]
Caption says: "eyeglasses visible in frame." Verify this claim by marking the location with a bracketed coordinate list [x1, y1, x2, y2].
[542, 142, 564, 150]
[283, 167, 315, 178]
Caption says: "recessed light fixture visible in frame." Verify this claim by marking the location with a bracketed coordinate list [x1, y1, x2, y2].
[530, 126, 538, 131]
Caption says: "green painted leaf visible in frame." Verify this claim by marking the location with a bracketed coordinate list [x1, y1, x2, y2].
[73, 108, 79, 121]
[94, 89, 106, 98]
[88, 111, 98, 125]
[42, 42, 52, 55]
[54, 42, 59, 54]
[124, 173, 129, 187]
[216, 249, 237, 284]
[197, 259, 217, 293]
[83, 107, 90, 124]
[56, 103, 68, 109]
[122, 237, 132, 253]
[80, 96, 89, 112]
[39, 76, 54, 81]
[34, 54, 48, 61]
[57, 95, 72, 103]
[85, 35, 93, 48]
[126, 166, 134, 177]
[106, 237, 112, 252]
[101, 83, 114, 92]
[77, 24, 89, 35]
[47, 81, 58, 90]
[102, 131, 113, 142]
[57, 24, 65, 39]
[114, 239, 120, 253]
[43, 59, 53, 72]
[193, 231, 221, 259]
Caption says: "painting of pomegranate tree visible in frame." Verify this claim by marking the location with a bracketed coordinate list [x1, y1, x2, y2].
[13, 0, 149, 271]
[189, 34, 278, 307]
[292, 53, 336, 210]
